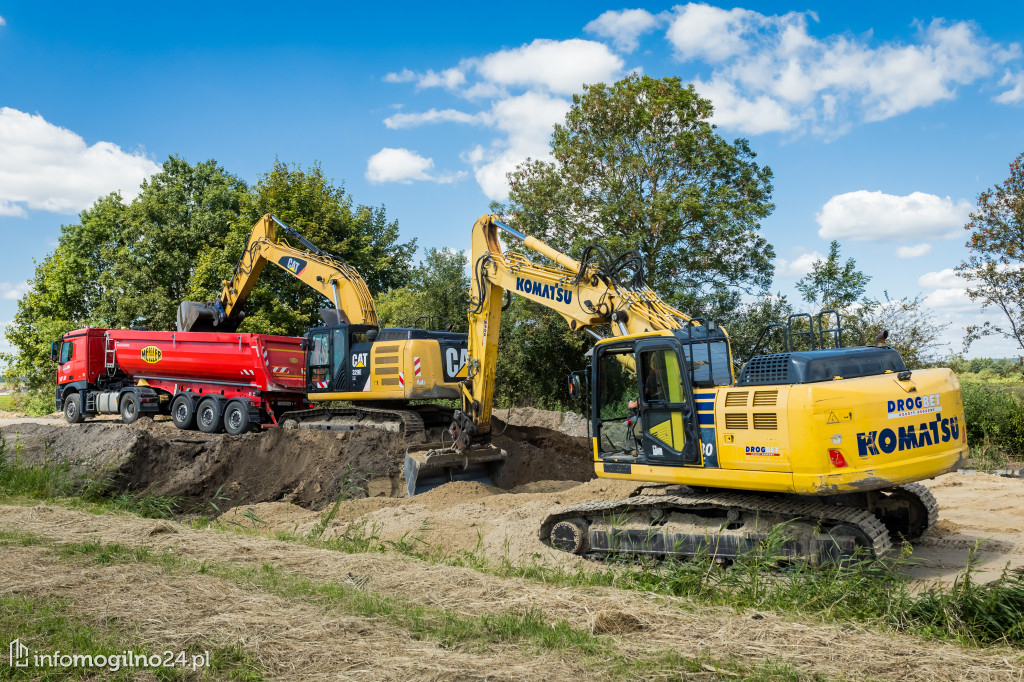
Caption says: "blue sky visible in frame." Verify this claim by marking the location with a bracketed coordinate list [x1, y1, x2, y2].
[1, 1, 1022, 360]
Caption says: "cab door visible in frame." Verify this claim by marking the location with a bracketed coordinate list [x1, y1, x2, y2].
[635, 339, 701, 465]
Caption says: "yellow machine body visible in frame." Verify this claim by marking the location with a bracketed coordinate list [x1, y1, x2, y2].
[307, 335, 467, 402]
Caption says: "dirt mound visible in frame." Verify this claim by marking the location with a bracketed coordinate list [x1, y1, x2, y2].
[492, 417, 596, 488]
[0, 408, 597, 513]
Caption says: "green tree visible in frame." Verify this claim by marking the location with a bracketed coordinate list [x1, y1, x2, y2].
[188, 161, 417, 335]
[3, 156, 246, 408]
[795, 240, 870, 310]
[720, 294, 794, 365]
[792, 243, 946, 366]
[957, 151, 1024, 354]
[505, 74, 775, 320]
[844, 293, 948, 367]
[376, 248, 470, 332]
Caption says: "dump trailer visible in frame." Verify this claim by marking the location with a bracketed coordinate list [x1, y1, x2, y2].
[52, 327, 308, 434]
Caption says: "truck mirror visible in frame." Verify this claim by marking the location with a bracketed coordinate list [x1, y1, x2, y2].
[567, 373, 580, 398]
[50, 341, 59, 363]
[299, 338, 308, 351]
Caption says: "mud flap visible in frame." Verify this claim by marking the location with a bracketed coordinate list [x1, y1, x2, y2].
[403, 444, 507, 496]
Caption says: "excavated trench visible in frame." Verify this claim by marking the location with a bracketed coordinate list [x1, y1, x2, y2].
[0, 412, 595, 512]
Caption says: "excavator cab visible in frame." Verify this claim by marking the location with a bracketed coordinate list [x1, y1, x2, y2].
[306, 324, 379, 393]
[590, 328, 733, 470]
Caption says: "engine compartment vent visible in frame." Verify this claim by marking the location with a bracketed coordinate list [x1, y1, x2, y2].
[725, 413, 748, 430]
[753, 413, 778, 430]
[725, 391, 748, 407]
[752, 390, 778, 406]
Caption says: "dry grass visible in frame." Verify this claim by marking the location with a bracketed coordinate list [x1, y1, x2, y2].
[2, 504, 1023, 681]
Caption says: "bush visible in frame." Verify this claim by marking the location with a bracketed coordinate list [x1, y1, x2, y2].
[960, 377, 1024, 462]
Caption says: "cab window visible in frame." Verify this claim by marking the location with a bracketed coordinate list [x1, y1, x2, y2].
[60, 341, 74, 363]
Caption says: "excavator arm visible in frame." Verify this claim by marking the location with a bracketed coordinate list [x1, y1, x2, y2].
[456, 213, 704, 441]
[177, 214, 378, 332]
[405, 213, 721, 495]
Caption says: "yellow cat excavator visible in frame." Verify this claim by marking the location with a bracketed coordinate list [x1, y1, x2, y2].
[407, 214, 967, 562]
[177, 214, 483, 447]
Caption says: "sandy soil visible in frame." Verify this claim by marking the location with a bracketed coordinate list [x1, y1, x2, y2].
[2, 412, 1023, 584]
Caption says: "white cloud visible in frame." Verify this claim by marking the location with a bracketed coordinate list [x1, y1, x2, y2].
[693, 78, 797, 134]
[0, 15, 6, 27]
[383, 108, 486, 129]
[775, 250, 825, 277]
[896, 243, 932, 258]
[383, 68, 416, 83]
[995, 69, 1024, 103]
[0, 281, 28, 300]
[476, 39, 624, 95]
[0, 108, 159, 216]
[585, 9, 661, 53]
[365, 148, 464, 185]
[666, 4, 762, 62]
[465, 91, 572, 200]
[0, 201, 26, 217]
[923, 287, 976, 311]
[919, 268, 965, 290]
[816, 190, 972, 242]
[664, 5, 1016, 135]
[383, 67, 466, 91]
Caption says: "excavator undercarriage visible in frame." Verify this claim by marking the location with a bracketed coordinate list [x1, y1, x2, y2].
[541, 482, 937, 563]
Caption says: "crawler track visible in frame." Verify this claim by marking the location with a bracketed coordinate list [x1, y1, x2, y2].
[540, 490, 892, 562]
[281, 405, 454, 437]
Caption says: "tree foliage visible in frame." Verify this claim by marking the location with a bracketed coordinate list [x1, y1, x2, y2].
[505, 75, 775, 320]
[5, 157, 414, 411]
[957, 151, 1024, 354]
[792, 242, 946, 366]
[3, 156, 246, 396]
[188, 161, 417, 335]
[795, 240, 870, 310]
[376, 248, 469, 333]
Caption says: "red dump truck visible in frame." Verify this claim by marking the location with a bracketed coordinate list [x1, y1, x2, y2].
[51, 328, 309, 434]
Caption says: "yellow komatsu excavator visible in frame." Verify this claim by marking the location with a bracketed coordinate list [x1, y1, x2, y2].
[408, 214, 968, 563]
[177, 214, 487, 447]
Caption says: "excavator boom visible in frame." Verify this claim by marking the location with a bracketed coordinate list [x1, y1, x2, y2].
[177, 214, 377, 333]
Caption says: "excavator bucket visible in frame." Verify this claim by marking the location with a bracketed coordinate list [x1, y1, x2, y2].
[176, 301, 219, 333]
[176, 301, 241, 333]
[404, 444, 507, 496]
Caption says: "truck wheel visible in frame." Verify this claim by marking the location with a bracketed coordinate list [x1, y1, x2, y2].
[120, 392, 141, 425]
[223, 400, 251, 436]
[64, 394, 84, 424]
[171, 395, 196, 430]
[196, 397, 223, 433]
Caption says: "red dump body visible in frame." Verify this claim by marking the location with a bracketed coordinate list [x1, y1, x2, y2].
[106, 329, 306, 391]
[53, 327, 309, 429]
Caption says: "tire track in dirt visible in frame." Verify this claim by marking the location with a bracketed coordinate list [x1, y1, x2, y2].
[2, 503, 1021, 681]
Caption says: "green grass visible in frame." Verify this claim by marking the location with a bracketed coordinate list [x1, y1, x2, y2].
[0, 393, 15, 411]
[0, 592, 265, 680]
[0, 436, 181, 519]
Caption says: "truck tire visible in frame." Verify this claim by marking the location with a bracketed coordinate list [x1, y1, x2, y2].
[171, 394, 196, 430]
[196, 397, 223, 434]
[120, 392, 141, 425]
[64, 393, 84, 424]
[223, 400, 251, 436]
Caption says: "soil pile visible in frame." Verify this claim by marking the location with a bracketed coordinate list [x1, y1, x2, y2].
[0, 409, 595, 512]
